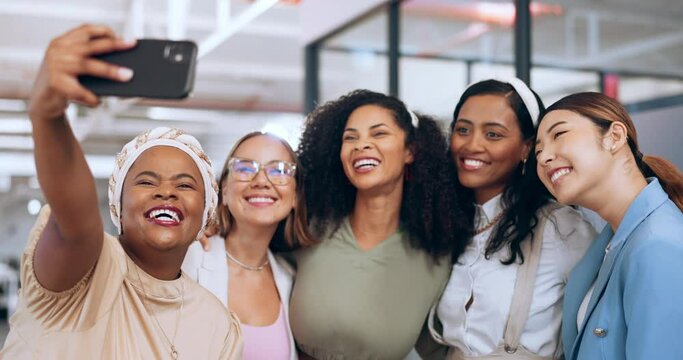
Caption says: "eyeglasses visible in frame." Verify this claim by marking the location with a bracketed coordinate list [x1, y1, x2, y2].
[227, 157, 297, 186]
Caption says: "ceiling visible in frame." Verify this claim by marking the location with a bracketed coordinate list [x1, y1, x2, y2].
[0, 0, 682, 183]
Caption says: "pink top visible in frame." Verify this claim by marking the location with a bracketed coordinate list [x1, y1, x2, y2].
[241, 304, 291, 360]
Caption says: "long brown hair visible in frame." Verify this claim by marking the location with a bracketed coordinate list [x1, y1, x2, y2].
[216, 132, 316, 251]
[544, 92, 683, 211]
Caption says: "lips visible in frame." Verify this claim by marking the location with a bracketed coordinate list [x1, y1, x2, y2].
[548, 167, 572, 184]
[353, 157, 380, 173]
[144, 205, 184, 226]
[460, 157, 490, 171]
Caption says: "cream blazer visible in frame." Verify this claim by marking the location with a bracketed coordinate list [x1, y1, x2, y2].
[182, 235, 297, 360]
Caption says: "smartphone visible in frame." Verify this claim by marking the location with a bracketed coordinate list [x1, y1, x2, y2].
[79, 39, 197, 99]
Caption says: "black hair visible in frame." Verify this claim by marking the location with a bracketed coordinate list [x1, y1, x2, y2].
[450, 79, 551, 265]
[298, 89, 471, 261]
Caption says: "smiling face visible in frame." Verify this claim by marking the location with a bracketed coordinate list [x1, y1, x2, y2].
[119, 146, 205, 252]
[222, 135, 297, 230]
[340, 104, 414, 193]
[451, 94, 531, 204]
[535, 109, 612, 206]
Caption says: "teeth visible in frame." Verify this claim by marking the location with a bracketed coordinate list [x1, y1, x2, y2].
[247, 197, 275, 204]
[149, 209, 180, 223]
[463, 159, 487, 168]
[354, 158, 379, 169]
[551, 168, 571, 183]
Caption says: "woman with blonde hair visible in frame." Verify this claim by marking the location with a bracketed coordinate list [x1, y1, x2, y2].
[184, 131, 314, 359]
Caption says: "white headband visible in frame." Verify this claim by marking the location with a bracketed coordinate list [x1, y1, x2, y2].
[107, 127, 218, 240]
[466, 76, 540, 125]
[408, 110, 419, 128]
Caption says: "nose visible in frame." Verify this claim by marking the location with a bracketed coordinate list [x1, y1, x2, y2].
[461, 132, 485, 153]
[353, 138, 373, 151]
[250, 168, 272, 188]
[154, 182, 178, 200]
[537, 147, 554, 167]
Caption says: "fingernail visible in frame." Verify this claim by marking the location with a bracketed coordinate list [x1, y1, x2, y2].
[118, 68, 134, 81]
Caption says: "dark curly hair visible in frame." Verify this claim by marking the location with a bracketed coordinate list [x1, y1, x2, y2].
[298, 89, 471, 261]
[450, 79, 551, 265]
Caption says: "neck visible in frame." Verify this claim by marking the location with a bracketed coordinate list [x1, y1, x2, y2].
[350, 183, 403, 246]
[121, 241, 185, 281]
[581, 162, 648, 231]
[474, 188, 503, 206]
[225, 222, 275, 265]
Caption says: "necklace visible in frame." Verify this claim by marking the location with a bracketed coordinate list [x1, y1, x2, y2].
[225, 249, 269, 271]
[134, 266, 184, 360]
[473, 211, 505, 236]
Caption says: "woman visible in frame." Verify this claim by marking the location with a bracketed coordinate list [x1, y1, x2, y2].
[289, 89, 470, 359]
[535, 92, 683, 360]
[421, 78, 596, 359]
[183, 132, 314, 359]
[0, 25, 241, 359]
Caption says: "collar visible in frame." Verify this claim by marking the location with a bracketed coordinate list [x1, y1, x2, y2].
[475, 193, 504, 226]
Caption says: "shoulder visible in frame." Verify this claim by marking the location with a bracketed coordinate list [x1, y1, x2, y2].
[181, 235, 224, 279]
[540, 202, 597, 242]
[272, 252, 295, 278]
[625, 208, 683, 262]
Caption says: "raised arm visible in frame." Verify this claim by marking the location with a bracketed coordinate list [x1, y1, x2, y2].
[30, 25, 135, 292]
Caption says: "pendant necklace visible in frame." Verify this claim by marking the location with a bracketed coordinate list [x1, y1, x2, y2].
[134, 266, 184, 360]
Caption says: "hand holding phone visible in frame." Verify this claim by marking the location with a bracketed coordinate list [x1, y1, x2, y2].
[79, 39, 198, 99]
[28, 24, 137, 122]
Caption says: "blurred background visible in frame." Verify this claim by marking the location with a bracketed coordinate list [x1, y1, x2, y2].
[1, 0, 682, 345]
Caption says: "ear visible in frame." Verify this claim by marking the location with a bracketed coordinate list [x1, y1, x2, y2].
[404, 144, 415, 165]
[520, 138, 533, 162]
[603, 122, 628, 152]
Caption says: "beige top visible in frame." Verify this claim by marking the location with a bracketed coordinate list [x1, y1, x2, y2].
[0, 206, 242, 360]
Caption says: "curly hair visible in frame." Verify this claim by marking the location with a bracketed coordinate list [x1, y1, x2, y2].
[450, 79, 551, 265]
[298, 89, 471, 261]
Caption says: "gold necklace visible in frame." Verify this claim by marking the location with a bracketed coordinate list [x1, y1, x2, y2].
[473, 211, 505, 236]
[225, 249, 270, 271]
[134, 265, 184, 360]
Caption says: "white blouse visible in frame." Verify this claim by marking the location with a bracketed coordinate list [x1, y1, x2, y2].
[436, 194, 597, 357]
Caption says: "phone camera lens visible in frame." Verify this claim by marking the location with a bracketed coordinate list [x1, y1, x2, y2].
[165, 44, 188, 64]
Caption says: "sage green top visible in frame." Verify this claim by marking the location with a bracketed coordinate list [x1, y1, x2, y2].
[289, 218, 451, 360]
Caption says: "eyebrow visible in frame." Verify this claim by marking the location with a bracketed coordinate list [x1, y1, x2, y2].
[344, 123, 391, 132]
[455, 118, 509, 130]
[536, 121, 568, 145]
[134, 171, 198, 183]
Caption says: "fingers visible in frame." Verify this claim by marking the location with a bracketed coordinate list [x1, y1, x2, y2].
[80, 58, 134, 82]
[198, 234, 212, 252]
[38, 24, 136, 108]
[87, 37, 137, 56]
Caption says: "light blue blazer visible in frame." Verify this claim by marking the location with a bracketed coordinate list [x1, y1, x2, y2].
[562, 178, 683, 360]
[182, 236, 298, 360]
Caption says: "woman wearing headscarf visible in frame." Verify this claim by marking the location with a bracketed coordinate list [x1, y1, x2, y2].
[0, 25, 241, 359]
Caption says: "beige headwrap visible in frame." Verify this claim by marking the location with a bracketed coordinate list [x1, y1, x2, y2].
[108, 127, 218, 240]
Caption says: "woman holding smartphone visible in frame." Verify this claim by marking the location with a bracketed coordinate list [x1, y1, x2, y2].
[535, 92, 683, 360]
[1, 25, 241, 359]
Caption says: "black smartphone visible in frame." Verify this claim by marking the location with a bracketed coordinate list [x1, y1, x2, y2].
[79, 39, 197, 99]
